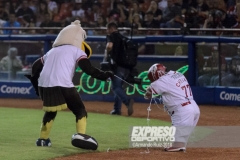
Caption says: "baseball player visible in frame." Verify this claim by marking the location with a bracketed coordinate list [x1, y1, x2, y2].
[26, 20, 113, 150]
[144, 63, 200, 152]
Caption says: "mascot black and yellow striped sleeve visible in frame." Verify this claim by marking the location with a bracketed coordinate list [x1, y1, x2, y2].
[78, 59, 113, 81]
[25, 58, 43, 96]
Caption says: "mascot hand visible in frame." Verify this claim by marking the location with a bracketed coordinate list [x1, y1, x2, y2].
[102, 71, 114, 81]
[105, 71, 114, 78]
[96, 71, 114, 81]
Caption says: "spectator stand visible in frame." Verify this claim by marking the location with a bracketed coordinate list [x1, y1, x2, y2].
[0, 0, 239, 37]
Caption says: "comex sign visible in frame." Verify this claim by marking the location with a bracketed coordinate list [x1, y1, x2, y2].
[0, 85, 32, 94]
[220, 91, 240, 101]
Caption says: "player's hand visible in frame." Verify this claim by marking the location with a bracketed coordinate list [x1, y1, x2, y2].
[144, 87, 152, 99]
[144, 91, 152, 99]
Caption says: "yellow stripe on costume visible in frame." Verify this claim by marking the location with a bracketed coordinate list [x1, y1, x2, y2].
[76, 116, 87, 134]
[40, 120, 54, 139]
[43, 103, 68, 112]
[81, 41, 92, 58]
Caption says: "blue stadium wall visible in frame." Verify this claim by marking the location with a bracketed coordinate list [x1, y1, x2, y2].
[0, 35, 239, 106]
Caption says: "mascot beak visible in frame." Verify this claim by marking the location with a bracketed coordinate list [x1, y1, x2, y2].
[81, 41, 92, 59]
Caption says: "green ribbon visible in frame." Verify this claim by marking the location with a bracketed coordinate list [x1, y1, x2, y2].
[176, 65, 189, 74]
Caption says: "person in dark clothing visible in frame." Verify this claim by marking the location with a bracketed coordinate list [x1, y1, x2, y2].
[198, 46, 227, 86]
[38, 13, 56, 34]
[103, 22, 134, 116]
[16, 0, 35, 26]
[222, 44, 240, 86]
[142, 11, 159, 34]
[0, 3, 8, 21]
[139, 11, 158, 55]
[160, 0, 183, 35]
[108, 1, 129, 27]
[146, 0, 162, 22]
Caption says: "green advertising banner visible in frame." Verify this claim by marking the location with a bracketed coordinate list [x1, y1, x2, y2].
[73, 64, 188, 96]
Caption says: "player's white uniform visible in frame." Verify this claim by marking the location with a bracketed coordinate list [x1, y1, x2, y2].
[150, 70, 200, 145]
[38, 45, 87, 87]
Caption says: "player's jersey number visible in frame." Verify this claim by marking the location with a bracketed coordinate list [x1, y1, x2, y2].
[181, 84, 192, 97]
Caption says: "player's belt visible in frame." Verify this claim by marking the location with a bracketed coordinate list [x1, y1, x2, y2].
[181, 101, 191, 107]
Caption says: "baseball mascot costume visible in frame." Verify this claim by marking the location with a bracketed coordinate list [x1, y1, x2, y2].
[25, 20, 113, 150]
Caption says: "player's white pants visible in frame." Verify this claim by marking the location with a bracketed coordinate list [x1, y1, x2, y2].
[170, 100, 200, 147]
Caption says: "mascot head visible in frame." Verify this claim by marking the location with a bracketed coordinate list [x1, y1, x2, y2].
[52, 20, 92, 58]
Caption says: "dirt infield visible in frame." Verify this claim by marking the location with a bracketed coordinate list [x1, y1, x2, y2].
[2, 98, 240, 160]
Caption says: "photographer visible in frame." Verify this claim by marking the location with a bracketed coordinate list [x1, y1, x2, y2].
[104, 21, 134, 116]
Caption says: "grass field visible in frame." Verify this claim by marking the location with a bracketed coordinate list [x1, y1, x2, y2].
[0, 107, 170, 160]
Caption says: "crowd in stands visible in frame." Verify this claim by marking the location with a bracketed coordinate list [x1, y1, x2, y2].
[0, 0, 239, 35]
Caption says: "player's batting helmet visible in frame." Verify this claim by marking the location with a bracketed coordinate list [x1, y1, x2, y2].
[148, 63, 167, 82]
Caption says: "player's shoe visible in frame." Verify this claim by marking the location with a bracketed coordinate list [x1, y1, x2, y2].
[127, 99, 134, 116]
[164, 147, 186, 152]
[110, 110, 121, 115]
[36, 138, 52, 147]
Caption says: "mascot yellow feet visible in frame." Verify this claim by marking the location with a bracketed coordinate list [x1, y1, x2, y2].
[36, 138, 52, 147]
[36, 120, 54, 147]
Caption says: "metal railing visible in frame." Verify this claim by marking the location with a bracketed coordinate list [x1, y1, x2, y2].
[0, 27, 240, 32]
